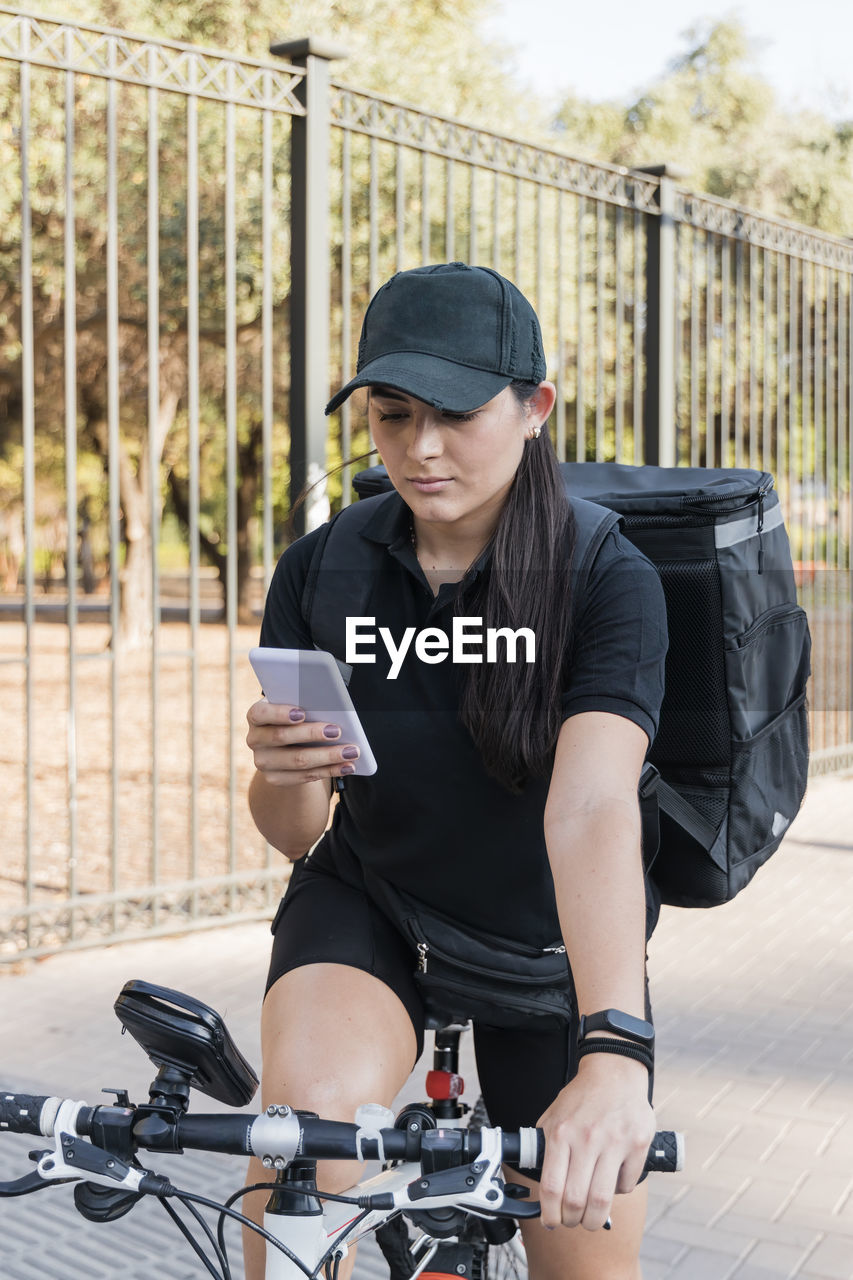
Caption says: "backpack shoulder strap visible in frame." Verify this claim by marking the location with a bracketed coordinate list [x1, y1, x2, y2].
[566, 494, 622, 592]
[301, 493, 397, 680]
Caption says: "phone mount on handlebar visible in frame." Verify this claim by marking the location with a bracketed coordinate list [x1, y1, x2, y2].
[114, 980, 258, 1109]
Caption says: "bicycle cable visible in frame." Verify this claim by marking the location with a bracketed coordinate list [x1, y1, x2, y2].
[180, 1192, 232, 1279]
[217, 1180, 279, 1266]
[159, 1196, 227, 1280]
[172, 1188, 316, 1278]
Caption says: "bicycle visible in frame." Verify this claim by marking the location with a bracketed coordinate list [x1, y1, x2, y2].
[0, 980, 683, 1279]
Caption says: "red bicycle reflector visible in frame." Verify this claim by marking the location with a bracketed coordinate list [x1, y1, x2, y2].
[425, 1069, 464, 1100]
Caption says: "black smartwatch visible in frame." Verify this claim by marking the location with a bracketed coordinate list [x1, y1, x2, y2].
[578, 1009, 655, 1049]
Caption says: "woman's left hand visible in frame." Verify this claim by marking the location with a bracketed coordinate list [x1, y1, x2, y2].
[536, 1053, 655, 1231]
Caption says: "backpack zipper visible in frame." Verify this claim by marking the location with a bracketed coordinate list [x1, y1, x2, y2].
[415, 939, 566, 977]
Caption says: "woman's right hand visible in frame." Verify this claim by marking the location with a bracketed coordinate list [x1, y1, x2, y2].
[246, 698, 360, 786]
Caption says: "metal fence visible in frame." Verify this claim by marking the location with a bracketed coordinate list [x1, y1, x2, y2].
[1, 8, 850, 960]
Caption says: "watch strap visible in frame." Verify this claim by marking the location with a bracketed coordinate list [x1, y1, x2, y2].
[578, 1008, 654, 1048]
[577, 1037, 653, 1073]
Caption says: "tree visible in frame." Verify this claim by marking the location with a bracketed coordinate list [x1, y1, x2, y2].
[552, 19, 853, 235]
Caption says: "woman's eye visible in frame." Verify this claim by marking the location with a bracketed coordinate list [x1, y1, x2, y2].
[444, 412, 478, 423]
[377, 412, 407, 422]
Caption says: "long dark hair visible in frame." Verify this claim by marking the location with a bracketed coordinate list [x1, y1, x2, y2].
[456, 382, 576, 793]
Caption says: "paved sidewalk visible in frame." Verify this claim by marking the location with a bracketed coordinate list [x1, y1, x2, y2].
[1, 772, 851, 1279]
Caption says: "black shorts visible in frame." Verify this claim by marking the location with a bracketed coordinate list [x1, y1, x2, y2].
[267, 842, 654, 1157]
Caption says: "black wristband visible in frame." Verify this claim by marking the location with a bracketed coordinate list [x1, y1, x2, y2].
[577, 1037, 653, 1073]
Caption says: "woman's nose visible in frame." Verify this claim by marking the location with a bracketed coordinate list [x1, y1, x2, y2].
[407, 417, 443, 459]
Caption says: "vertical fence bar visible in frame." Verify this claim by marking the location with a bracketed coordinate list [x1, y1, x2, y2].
[576, 196, 585, 461]
[340, 128, 352, 506]
[555, 189, 566, 461]
[845, 273, 850, 747]
[186, 68, 201, 891]
[673, 224, 683, 464]
[633, 209, 642, 462]
[421, 149, 429, 260]
[802, 261, 812, 633]
[749, 243, 758, 469]
[845, 276, 850, 747]
[469, 165, 477, 264]
[689, 228, 700, 465]
[639, 165, 677, 466]
[261, 86, 275, 570]
[776, 252, 785, 487]
[225, 87, 238, 897]
[19, 33, 35, 942]
[720, 238, 730, 467]
[705, 232, 715, 468]
[788, 257, 799, 560]
[63, 50, 79, 897]
[369, 135, 378, 295]
[445, 157, 454, 260]
[491, 169, 499, 270]
[762, 251, 771, 472]
[147, 57, 161, 904]
[825, 271, 836, 743]
[261, 85, 276, 887]
[734, 237, 744, 466]
[614, 204, 624, 462]
[396, 144, 405, 272]
[535, 183, 543, 330]
[595, 201, 605, 460]
[272, 39, 346, 534]
[106, 67, 121, 934]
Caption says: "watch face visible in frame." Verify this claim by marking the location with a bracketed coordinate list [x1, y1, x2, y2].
[608, 1010, 654, 1043]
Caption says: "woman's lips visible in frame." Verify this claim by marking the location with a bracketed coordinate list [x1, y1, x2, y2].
[409, 477, 452, 493]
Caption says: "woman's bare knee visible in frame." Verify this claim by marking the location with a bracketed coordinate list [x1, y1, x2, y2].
[261, 963, 418, 1116]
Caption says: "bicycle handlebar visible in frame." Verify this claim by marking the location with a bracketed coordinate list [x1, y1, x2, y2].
[0, 1091, 684, 1183]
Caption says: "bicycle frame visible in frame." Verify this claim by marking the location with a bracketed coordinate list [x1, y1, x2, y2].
[263, 1159, 439, 1279]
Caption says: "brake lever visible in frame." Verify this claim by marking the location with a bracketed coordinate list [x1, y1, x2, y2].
[0, 1168, 77, 1197]
[364, 1127, 542, 1219]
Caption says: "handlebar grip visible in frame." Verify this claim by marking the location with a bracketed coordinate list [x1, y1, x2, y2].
[645, 1130, 683, 1174]
[0, 1093, 54, 1136]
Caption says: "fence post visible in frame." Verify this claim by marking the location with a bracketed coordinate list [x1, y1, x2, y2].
[637, 164, 683, 467]
[271, 37, 348, 535]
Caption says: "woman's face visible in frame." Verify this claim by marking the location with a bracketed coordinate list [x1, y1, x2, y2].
[368, 384, 550, 536]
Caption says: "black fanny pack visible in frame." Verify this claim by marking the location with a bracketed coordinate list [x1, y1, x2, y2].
[363, 871, 574, 1031]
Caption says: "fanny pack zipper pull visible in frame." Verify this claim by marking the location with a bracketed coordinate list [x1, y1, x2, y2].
[417, 942, 429, 973]
[543, 945, 567, 955]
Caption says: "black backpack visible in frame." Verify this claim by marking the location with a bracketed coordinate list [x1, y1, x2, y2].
[304, 462, 811, 909]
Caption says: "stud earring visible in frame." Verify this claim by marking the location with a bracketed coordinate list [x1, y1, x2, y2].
[529, 424, 542, 439]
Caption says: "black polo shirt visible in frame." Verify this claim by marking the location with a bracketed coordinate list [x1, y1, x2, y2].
[260, 492, 668, 947]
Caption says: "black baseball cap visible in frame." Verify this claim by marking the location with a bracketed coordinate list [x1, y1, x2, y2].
[325, 261, 546, 415]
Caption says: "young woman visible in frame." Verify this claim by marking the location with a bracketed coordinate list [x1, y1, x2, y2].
[244, 262, 668, 1280]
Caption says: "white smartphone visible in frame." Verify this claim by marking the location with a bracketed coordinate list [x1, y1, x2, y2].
[248, 647, 377, 777]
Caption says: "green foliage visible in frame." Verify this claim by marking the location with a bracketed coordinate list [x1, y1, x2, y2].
[552, 18, 853, 235]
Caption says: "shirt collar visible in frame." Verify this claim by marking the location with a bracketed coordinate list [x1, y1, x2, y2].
[357, 490, 492, 579]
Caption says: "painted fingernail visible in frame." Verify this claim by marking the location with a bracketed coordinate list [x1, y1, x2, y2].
[323, 724, 341, 738]
[340, 763, 356, 775]
[341, 746, 359, 760]
[289, 708, 306, 722]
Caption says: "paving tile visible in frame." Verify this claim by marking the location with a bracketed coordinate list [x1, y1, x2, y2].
[799, 1235, 853, 1279]
[664, 1244, 753, 1280]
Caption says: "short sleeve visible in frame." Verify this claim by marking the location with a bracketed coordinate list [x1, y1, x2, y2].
[561, 529, 668, 745]
[259, 526, 325, 649]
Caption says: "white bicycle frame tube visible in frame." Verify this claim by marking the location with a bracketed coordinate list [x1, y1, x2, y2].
[262, 1161, 421, 1280]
